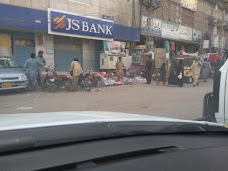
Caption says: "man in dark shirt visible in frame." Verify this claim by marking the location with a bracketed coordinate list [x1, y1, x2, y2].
[145, 56, 152, 84]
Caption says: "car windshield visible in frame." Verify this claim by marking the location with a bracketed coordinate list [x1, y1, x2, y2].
[0, 57, 17, 68]
[0, 0, 228, 144]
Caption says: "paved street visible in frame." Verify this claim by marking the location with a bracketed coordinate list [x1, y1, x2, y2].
[0, 80, 213, 120]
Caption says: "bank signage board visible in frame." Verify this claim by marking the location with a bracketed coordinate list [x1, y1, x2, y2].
[181, 0, 197, 11]
[161, 21, 179, 40]
[178, 25, 192, 41]
[141, 16, 162, 37]
[48, 9, 114, 41]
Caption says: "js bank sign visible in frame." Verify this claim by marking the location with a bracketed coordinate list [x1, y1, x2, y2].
[48, 9, 114, 41]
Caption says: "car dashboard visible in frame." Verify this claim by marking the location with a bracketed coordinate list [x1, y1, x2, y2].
[1, 133, 228, 171]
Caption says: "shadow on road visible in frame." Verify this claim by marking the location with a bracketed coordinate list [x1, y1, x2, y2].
[0, 90, 27, 96]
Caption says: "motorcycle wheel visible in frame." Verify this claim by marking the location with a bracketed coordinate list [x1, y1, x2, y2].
[84, 82, 91, 92]
[64, 79, 74, 91]
[44, 78, 56, 92]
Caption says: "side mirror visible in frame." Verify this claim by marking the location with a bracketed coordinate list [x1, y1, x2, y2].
[202, 93, 216, 122]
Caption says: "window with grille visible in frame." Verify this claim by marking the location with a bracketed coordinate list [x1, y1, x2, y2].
[162, 1, 180, 24]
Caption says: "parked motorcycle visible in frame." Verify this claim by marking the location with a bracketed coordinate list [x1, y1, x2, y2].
[78, 72, 92, 91]
[52, 71, 74, 92]
[42, 65, 74, 92]
[41, 65, 56, 92]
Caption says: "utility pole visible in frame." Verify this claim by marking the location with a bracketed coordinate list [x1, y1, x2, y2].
[139, 0, 162, 52]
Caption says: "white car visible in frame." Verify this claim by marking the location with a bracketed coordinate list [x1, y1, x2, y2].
[0, 111, 227, 171]
[0, 56, 28, 91]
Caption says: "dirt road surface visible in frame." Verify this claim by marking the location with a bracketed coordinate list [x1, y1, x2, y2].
[0, 80, 213, 120]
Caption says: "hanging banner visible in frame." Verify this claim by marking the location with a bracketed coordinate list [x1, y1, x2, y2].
[104, 41, 126, 54]
[192, 29, 202, 43]
[211, 35, 219, 48]
[178, 25, 192, 41]
[183, 51, 199, 56]
[141, 16, 162, 37]
[161, 21, 179, 40]
[203, 40, 209, 49]
[181, 0, 197, 11]
[141, 16, 149, 35]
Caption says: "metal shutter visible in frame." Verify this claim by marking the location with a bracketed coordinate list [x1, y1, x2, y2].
[54, 36, 82, 71]
[13, 32, 35, 67]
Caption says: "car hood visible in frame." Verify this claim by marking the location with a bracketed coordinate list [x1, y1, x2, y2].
[0, 111, 222, 131]
[0, 68, 24, 76]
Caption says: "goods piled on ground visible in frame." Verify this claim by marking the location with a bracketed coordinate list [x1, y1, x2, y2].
[89, 71, 146, 87]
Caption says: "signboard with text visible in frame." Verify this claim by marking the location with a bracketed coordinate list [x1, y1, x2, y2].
[178, 25, 192, 41]
[48, 9, 114, 41]
[141, 16, 162, 37]
[181, 0, 197, 11]
[192, 29, 202, 43]
[203, 40, 209, 49]
[162, 21, 179, 40]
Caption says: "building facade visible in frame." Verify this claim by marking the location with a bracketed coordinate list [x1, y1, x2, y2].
[0, 0, 140, 71]
[140, 0, 228, 58]
[0, 0, 227, 71]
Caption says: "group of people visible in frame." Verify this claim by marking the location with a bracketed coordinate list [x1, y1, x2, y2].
[144, 55, 222, 87]
[23, 52, 225, 91]
[23, 51, 46, 91]
[166, 59, 184, 87]
[23, 51, 83, 91]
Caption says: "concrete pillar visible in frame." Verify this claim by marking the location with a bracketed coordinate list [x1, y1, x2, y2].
[35, 34, 54, 68]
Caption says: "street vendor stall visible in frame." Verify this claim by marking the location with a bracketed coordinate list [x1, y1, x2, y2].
[100, 41, 132, 71]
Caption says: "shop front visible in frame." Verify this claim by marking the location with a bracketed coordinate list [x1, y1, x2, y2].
[48, 8, 114, 71]
[0, 4, 47, 66]
[53, 36, 82, 71]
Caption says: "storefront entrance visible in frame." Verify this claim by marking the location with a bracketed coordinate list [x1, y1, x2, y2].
[54, 36, 83, 71]
[13, 32, 35, 67]
[0, 33, 12, 57]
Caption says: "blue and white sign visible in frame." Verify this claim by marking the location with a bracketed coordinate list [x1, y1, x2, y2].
[48, 9, 114, 41]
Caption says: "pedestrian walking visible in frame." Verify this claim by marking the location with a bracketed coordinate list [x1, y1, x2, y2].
[24, 53, 44, 91]
[191, 57, 202, 87]
[116, 57, 125, 81]
[145, 55, 152, 84]
[157, 62, 166, 86]
[37, 51, 46, 87]
[175, 60, 184, 87]
[168, 58, 177, 85]
[70, 58, 83, 91]
[202, 58, 211, 82]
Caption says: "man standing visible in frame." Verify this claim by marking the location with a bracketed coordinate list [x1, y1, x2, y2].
[145, 56, 152, 84]
[202, 58, 211, 82]
[191, 57, 202, 87]
[37, 51, 46, 87]
[116, 57, 125, 81]
[70, 58, 83, 91]
[24, 53, 44, 91]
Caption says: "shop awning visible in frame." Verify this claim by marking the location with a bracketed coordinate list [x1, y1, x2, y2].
[114, 24, 140, 42]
